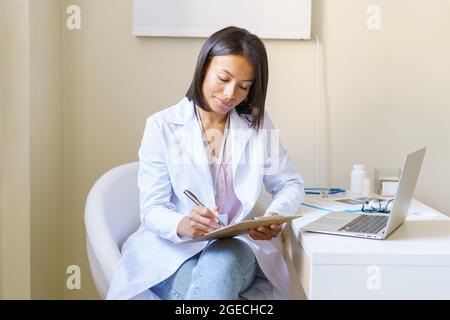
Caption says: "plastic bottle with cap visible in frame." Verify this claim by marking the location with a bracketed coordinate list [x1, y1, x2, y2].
[351, 164, 367, 194]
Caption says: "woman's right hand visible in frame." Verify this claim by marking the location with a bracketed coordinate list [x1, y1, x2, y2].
[177, 206, 221, 239]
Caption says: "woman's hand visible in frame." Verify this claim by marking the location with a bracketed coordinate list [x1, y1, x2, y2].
[177, 206, 221, 239]
[248, 212, 283, 241]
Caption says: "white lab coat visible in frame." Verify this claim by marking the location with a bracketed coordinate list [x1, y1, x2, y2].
[106, 97, 304, 300]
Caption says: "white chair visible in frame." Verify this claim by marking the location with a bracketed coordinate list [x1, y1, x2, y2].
[85, 162, 300, 300]
[85, 162, 141, 299]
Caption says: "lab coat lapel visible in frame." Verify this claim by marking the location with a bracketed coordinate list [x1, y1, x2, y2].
[168, 98, 215, 205]
[229, 110, 257, 220]
[229, 109, 253, 179]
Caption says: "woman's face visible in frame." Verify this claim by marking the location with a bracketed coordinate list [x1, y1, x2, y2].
[202, 54, 254, 116]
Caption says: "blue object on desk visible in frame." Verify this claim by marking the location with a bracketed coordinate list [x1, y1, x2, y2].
[304, 188, 346, 195]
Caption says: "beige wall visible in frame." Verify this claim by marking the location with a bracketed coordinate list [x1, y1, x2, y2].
[318, 0, 450, 215]
[0, 0, 62, 299]
[29, 0, 63, 299]
[0, 0, 32, 299]
[0, 0, 4, 300]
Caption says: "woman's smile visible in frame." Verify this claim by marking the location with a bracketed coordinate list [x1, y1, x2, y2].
[214, 97, 233, 111]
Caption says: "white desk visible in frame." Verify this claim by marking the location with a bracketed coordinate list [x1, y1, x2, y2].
[284, 199, 450, 299]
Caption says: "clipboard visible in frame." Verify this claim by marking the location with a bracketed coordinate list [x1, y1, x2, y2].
[177, 214, 302, 244]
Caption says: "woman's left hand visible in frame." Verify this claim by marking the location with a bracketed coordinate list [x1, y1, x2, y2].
[248, 212, 283, 241]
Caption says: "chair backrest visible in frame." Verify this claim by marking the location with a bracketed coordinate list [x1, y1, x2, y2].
[84, 162, 140, 298]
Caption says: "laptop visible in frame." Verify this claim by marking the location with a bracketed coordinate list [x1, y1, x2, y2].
[301, 148, 426, 240]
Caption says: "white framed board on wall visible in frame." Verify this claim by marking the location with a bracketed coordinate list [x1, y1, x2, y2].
[133, 0, 312, 40]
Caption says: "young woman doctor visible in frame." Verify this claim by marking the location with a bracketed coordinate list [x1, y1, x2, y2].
[107, 26, 304, 300]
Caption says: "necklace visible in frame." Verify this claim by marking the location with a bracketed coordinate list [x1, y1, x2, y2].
[195, 106, 230, 192]
[195, 107, 229, 158]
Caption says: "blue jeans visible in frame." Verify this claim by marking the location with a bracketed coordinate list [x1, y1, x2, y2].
[150, 238, 258, 300]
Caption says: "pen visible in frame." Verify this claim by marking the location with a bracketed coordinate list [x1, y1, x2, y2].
[183, 189, 226, 227]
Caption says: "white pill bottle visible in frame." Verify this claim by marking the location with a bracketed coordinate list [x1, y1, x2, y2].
[351, 164, 367, 194]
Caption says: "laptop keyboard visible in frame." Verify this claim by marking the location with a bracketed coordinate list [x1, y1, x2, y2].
[339, 214, 388, 234]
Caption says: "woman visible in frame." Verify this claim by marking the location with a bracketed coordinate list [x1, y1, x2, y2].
[107, 26, 304, 300]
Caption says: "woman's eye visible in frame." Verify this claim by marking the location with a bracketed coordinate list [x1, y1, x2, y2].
[240, 86, 249, 91]
[217, 76, 228, 82]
